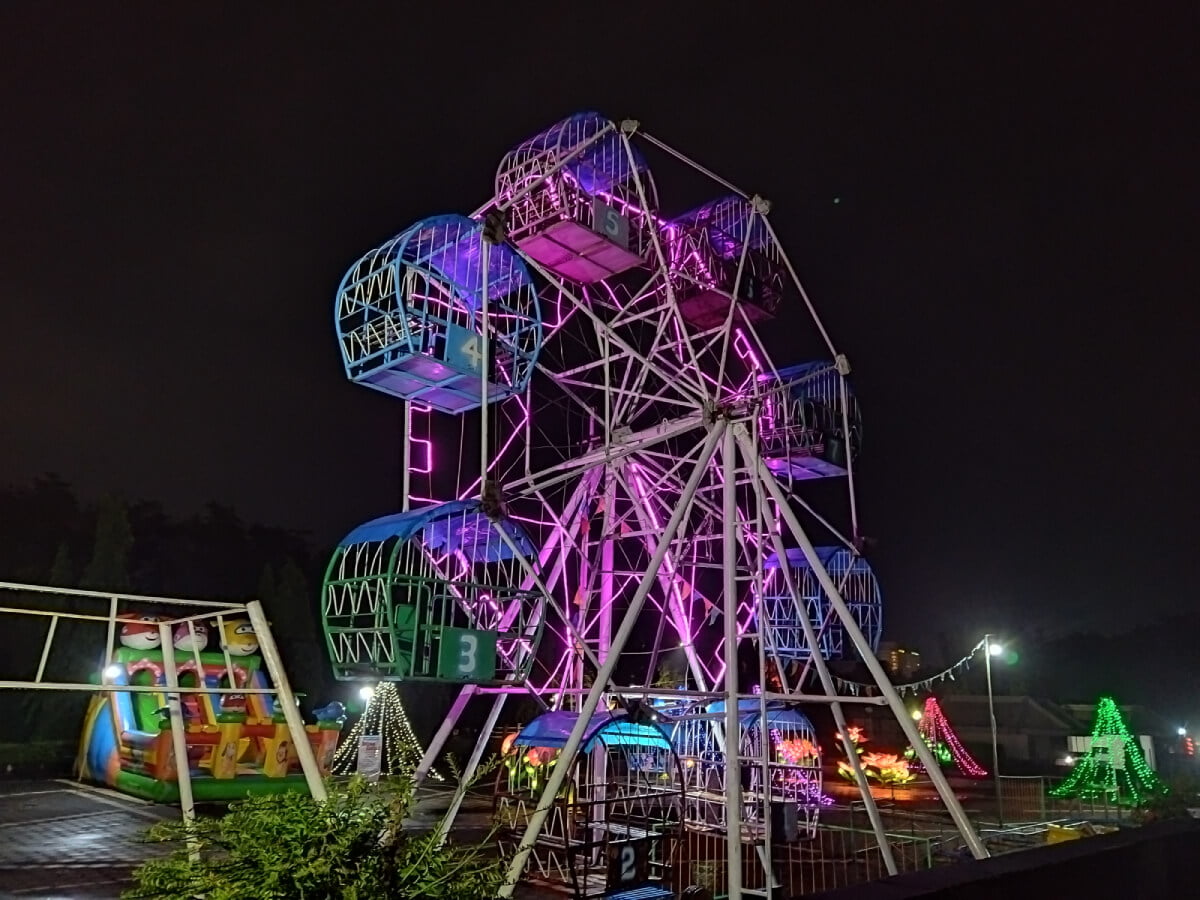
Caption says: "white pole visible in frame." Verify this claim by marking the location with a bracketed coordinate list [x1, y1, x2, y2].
[986, 634, 1003, 826]
[617, 468, 714, 694]
[158, 622, 199, 863]
[245, 600, 327, 802]
[618, 129, 708, 402]
[35, 616, 58, 683]
[635, 130, 751, 199]
[721, 425, 744, 900]
[598, 471, 615, 662]
[103, 595, 118, 670]
[740, 429, 989, 860]
[415, 684, 477, 786]
[433, 692, 507, 846]
[836, 366, 861, 543]
[715, 209, 756, 391]
[758, 216, 839, 361]
[497, 420, 726, 898]
[744, 407, 777, 900]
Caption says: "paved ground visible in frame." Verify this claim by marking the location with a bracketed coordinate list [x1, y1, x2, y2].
[0, 780, 559, 899]
[0, 780, 173, 899]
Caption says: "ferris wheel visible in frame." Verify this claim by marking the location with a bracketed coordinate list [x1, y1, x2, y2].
[323, 112, 988, 899]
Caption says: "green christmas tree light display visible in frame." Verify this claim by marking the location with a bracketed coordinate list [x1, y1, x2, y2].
[333, 682, 442, 781]
[1051, 696, 1167, 807]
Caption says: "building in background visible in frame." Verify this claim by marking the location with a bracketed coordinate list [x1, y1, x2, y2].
[877, 642, 921, 680]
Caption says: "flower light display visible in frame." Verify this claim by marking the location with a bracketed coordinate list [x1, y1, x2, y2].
[834, 725, 916, 785]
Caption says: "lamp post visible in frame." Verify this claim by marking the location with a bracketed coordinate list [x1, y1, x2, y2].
[985, 634, 1003, 826]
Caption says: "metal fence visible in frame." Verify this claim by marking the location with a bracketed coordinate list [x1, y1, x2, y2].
[680, 819, 936, 899]
[1000, 775, 1136, 826]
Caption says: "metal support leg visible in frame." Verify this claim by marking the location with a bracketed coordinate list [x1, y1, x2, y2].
[497, 421, 726, 898]
[741, 430, 988, 861]
[158, 623, 199, 863]
[751, 460, 897, 875]
[415, 684, 477, 786]
[721, 425, 744, 900]
[434, 692, 507, 846]
[246, 601, 328, 802]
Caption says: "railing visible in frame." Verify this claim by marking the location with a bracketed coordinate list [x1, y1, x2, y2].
[679, 811, 935, 899]
[1001, 775, 1137, 826]
[0, 581, 328, 846]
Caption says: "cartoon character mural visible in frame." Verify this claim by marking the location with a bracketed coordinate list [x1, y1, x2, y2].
[220, 619, 260, 656]
[79, 609, 342, 802]
[172, 621, 209, 652]
[118, 614, 164, 650]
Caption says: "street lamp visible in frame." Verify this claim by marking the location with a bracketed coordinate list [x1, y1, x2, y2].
[984, 634, 1003, 825]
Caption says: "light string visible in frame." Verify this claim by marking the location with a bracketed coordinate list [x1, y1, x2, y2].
[833, 638, 989, 696]
[1050, 696, 1167, 806]
[905, 696, 987, 777]
[332, 681, 443, 781]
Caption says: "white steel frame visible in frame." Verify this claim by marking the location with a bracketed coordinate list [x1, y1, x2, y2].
[0, 581, 327, 856]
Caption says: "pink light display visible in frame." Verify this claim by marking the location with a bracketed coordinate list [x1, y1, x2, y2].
[912, 696, 987, 777]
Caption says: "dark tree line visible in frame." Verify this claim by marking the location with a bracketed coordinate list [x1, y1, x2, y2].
[0, 474, 334, 747]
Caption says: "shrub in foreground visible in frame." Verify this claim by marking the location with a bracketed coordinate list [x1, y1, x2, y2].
[124, 777, 503, 899]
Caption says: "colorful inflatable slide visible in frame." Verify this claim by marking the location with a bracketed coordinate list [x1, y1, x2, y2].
[78, 616, 343, 802]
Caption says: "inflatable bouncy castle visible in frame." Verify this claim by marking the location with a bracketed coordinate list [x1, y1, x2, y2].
[77, 614, 344, 802]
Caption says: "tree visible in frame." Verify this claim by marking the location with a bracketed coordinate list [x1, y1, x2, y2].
[1051, 696, 1168, 807]
[276, 558, 308, 609]
[81, 494, 133, 592]
[257, 562, 277, 608]
[48, 542, 73, 587]
[269, 557, 328, 702]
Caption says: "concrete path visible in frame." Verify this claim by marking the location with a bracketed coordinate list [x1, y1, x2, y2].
[0, 780, 172, 898]
[0, 780, 564, 899]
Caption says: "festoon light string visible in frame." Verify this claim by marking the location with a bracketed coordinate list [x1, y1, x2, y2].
[833, 638, 988, 697]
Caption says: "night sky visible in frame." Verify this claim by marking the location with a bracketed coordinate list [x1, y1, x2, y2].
[2, 5, 1197, 649]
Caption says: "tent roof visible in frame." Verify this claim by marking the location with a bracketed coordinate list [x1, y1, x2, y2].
[515, 709, 673, 752]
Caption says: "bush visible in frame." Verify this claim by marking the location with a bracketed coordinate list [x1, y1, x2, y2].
[124, 777, 504, 899]
[1136, 772, 1200, 824]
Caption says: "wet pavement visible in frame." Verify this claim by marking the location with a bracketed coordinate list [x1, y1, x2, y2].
[0, 780, 173, 898]
[0, 779, 561, 899]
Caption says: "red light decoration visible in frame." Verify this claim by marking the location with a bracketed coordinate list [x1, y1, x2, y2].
[910, 696, 987, 777]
